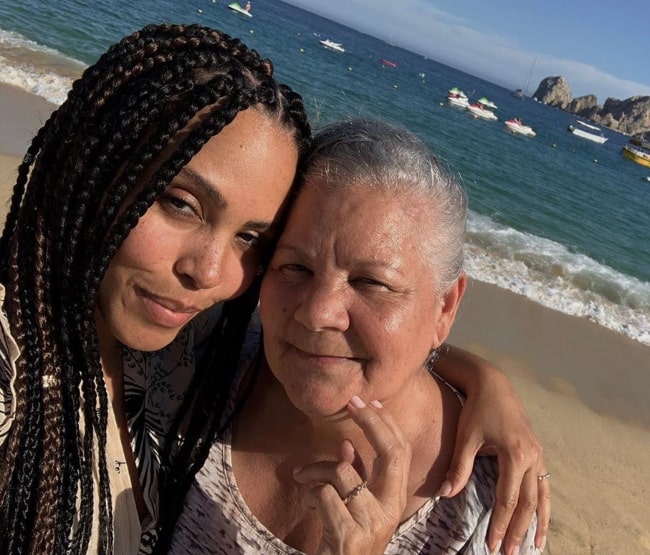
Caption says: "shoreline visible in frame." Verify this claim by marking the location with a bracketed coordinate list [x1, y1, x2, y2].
[2, 83, 650, 554]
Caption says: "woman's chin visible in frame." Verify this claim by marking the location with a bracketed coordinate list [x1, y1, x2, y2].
[116, 327, 182, 353]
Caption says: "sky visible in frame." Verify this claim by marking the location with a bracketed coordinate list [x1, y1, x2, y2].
[281, 0, 650, 104]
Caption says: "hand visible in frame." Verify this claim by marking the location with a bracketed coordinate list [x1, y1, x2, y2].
[292, 396, 412, 555]
[439, 366, 550, 554]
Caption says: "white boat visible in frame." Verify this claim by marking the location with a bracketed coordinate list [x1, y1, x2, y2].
[567, 120, 608, 144]
[447, 87, 469, 109]
[504, 118, 536, 137]
[319, 38, 345, 53]
[467, 97, 498, 121]
[227, 2, 252, 17]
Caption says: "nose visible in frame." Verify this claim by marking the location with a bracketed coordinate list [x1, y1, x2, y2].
[174, 239, 241, 293]
[293, 279, 350, 332]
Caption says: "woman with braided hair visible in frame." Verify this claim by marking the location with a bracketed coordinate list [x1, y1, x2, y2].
[0, 23, 548, 555]
[0, 23, 311, 554]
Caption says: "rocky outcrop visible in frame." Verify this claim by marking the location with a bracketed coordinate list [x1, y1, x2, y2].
[567, 95, 599, 118]
[596, 96, 650, 138]
[532, 76, 650, 140]
[532, 76, 572, 109]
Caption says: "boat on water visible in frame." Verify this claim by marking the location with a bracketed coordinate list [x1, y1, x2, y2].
[511, 56, 537, 100]
[319, 38, 345, 53]
[621, 145, 650, 169]
[380, 59, 397, 68]
[227, 1, 252, 17]
[567, 120, 608, 144]
[630, 137, 650, 150]
[504, 118, 536, 137]
[447, 87, 469, 109]
[467, 97, 498, 121]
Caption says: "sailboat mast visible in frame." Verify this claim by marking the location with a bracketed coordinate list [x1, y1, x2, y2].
[523, 56, 538, 96]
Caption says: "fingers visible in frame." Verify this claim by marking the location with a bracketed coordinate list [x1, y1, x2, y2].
[534, 470, 551, 552]
[345, 396, 411, 508]
[500, 469, 538, 555]
[295, 396, 411, 555]
[486, 451, 524, 553]
[293, 459, 364, 504]
[488, 452, 550, 555]
[439, 426, 482, 498]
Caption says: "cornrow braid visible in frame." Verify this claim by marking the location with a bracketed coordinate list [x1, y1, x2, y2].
[0, 23, 310, 554]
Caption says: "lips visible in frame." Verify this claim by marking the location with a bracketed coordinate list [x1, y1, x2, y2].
[289, 343, 362, 363]
[137, 287, 202, 328]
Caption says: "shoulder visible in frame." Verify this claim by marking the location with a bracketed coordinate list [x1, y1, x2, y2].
[0, 284, 21, 447]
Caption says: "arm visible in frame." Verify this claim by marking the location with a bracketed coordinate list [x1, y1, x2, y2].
[435, 345, 550, 555]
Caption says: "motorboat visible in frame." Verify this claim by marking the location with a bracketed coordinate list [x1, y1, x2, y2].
[447, 87, 469, 109]
[567, 120, 608, 144]
[504, 118, 536, 137]
[630, 137, 650, 150]
[319, 38, 345, 53]
[467, 97, 498, 121]
[621, 145, 650, 168]
[227, 2, 252, 17]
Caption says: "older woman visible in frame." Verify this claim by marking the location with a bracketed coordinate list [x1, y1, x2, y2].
[171, 119, 539, 554]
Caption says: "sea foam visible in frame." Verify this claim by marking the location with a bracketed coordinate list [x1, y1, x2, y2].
[0, 28, 82, 105]
[465, 211, 650, 346]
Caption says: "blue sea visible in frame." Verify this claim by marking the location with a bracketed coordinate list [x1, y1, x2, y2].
[1, 0, 649, 346]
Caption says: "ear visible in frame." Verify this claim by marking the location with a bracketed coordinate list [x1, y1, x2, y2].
[432, 272, 467, 348]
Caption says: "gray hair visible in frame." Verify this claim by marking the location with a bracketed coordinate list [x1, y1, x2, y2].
[301, 118, 467, 292]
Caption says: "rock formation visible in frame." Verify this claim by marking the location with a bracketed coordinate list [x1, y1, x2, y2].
[532, 76, 572, 109]
[532, 77, 650, 140]
[567, 95, 599, 118]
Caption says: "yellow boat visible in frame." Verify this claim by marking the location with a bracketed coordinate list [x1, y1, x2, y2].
[622, 145, 650, 168]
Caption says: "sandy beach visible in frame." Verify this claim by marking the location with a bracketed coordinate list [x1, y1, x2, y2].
[2, 83, 650, 554]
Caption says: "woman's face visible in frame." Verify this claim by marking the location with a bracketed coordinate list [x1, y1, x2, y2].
[96, 107, 299, 352]
[260, 182, 465, 417]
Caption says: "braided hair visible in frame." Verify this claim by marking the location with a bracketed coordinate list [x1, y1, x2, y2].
[0, 23, 311, 554]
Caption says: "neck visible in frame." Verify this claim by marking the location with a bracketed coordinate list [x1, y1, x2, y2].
[243, 360, 444, 465]
[94, 309, 122, 386]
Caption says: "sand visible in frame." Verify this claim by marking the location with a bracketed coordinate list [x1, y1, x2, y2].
[2, 84, 650, 554]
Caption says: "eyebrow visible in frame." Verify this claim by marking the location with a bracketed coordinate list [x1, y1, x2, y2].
[179, 166, 227, 209]
[178, 165, 276, 233]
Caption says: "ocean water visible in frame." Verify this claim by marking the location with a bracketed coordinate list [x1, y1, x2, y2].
[1, 0, 649, 346]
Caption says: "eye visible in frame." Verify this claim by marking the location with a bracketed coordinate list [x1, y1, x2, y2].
[237, 231, 261, 248]
[280, 263, 311, 275]
[352, 276, 390, 290]
[158, 190, 201, 219]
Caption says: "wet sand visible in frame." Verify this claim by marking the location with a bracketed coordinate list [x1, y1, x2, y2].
[2, 84, 650, 554]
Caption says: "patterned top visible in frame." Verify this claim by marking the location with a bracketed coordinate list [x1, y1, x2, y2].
[171, 355, 539, 554]
[0, 283, 222, 554]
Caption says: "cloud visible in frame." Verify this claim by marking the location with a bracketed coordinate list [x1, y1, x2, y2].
[285, 0, 650, 103]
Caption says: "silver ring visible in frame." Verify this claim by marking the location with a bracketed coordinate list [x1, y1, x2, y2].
[537, 472, 551, 481]
[342, 480, 368, 505]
